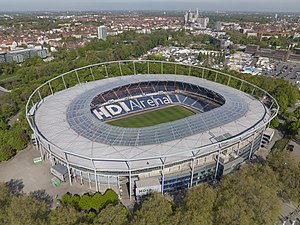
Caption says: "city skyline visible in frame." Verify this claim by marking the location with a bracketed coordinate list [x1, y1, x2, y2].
[1, 0, 300, 12]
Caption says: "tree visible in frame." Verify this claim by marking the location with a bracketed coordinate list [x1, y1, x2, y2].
[0, 143, 15, 161]
[267, 149, 300, 203]
[5, 195, 49, 225]
[0, 183, 10, 207]
[132, 193, 175, 225]
[270, 116, 280, 129]
[102, 189, 119, 206]
[94, 204, 129, 225]
[179, 184, 216, 225]
[214, 164, 281, 225]
[49, 205, 86, 225]
[7, 127, 29, 151]
[70, 194, 80, 209]
[0, 118, 7, 130]
[62, 193, 72, 205]
[90, 192, 105, 211]
[79, 194, 92, 211]
[30, 189, 53, 207]
[0, 183, 10, 224]
[293, 107, 300, 119]
[288, 120, 300, 135]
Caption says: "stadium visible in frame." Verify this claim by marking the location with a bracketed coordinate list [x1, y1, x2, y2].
[26, 60, 279, 200]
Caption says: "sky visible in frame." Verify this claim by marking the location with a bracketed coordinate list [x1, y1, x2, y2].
[0, 0, 299, 12]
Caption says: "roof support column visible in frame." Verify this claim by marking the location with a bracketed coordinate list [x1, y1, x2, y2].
[117, 175, 120, 195]
[62, 76, 67, 89]
[94, 169, 99, 192]
[133, 61, 136, 75]
[214, 72, 218, 82]
[239, 81, 243, 90]
[108, 176, 110, 189]
[37, 137, 44, 160]
[33, 133, 41, 154]
[248, 132, 256, 160]
[258, 129, 265, 152]
[118, 62, 123, 76]
[161, 61, 163, 74]
[88, 172, 91, 189]
[90, 67, 95, 81]
[49, 82, 53, 95]
[80, 170, 83, 185]
[49, 152, 53, 165]
[37, 90, 42, 101]
[188, 65, 191, 76]
[214, 148, 221, 180]
[75, 70, 81, 84]
[72, 169, 77, 183]
[237, 139, 242, 156]
[49, 145, 54, 166]
[202, 68, 204, 78]
[104, 65, 109, 78]
[227, 76, 231, 86]
[190, 157, 195, 188]
[159, 158, 165, 194]
[161, 165, 165, 194]
[66, 162, 72, 186]
[147, 61, 150, 74]
[129, 170, 132, 201]
[65, 153, 72, 186]
[175, 64, 177, 75]
[98, 174, 101, 191]
[91, 160, 99, 192]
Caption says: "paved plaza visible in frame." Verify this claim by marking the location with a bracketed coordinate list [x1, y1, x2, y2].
[0, 146, 95, 198]
[0, 145, 131, 206]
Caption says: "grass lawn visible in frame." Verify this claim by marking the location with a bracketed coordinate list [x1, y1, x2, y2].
[108, 105, 195, 128]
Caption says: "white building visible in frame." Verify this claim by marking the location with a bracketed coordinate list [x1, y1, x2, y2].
[196, 17, 209, 29]
[97, 25, 107, 40]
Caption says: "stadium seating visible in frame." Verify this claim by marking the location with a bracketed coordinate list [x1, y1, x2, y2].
[183, 95, 197, 106]
[140, 82, 155, 94]
[168, 94, 180, 103]
[127, 84, 143, 96]
[192, 101, 204, 111]
[176, 94, 186, 103]
[102, 91, 118, 101]
[165, 81, 175, 91]
[115, 86, 130, 99]
[91, 81, 223, 120]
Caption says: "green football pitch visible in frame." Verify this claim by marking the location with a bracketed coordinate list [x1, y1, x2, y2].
[108, 105, 195, 128]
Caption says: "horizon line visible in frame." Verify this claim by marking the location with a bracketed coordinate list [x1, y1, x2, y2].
[0, 9, 300, 14]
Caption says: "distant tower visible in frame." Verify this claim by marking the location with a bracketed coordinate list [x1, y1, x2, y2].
[196, 8, 199, 17]
[197, 17, 209, 29]
[97, 25, 107, 40]
[275, 13, 278, 20]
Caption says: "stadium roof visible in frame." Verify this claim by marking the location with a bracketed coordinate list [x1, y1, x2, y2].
[34, 74, 270, 171]
[66, 75, 248, 146]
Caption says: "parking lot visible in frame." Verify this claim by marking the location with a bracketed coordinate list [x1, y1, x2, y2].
[262, 61, 300, 87]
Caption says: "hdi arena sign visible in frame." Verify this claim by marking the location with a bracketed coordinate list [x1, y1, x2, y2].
[92, 94, 173, 120]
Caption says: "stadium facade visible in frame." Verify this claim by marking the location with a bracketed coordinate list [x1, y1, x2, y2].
[26, 60, 279, 200]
